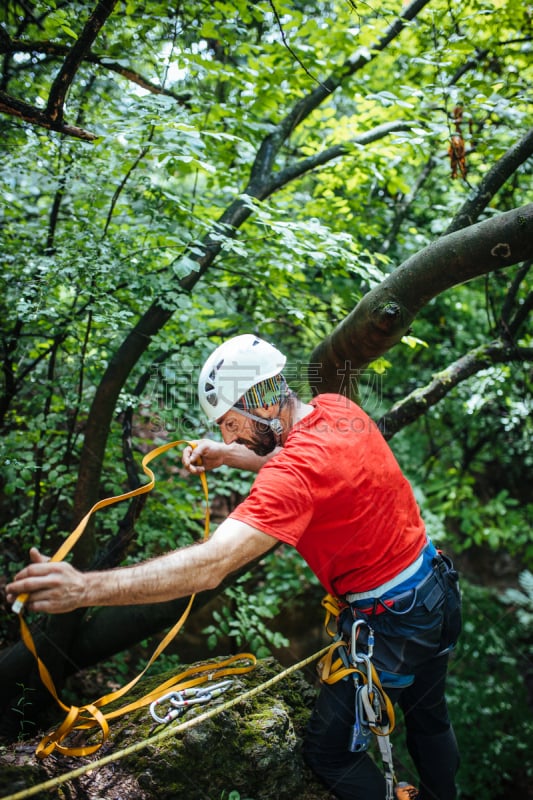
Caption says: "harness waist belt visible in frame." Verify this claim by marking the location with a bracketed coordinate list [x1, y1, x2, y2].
[352, 561, 442, 617]
[345, 551, 425, 603]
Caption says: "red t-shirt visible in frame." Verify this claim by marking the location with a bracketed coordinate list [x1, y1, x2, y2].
[229, 393, 426, 597]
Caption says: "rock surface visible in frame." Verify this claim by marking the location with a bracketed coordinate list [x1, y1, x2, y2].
[0, 657, 336, 800]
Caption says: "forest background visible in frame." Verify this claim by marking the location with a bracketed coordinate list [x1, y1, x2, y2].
[0, 0, 532, 797]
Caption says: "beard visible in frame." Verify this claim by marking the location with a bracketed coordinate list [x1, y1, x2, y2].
[237, 421, 277, 456]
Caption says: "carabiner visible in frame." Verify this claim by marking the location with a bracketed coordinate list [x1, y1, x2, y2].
[149, 680, 234, 725]
[350, 618, 376, 664]
[150, 691, 183, 725]
[350, 619, 365, 664]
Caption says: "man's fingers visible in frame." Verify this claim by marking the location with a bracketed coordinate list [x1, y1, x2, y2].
[6, 559, 82, 614]
[182, 443, 205, 473]
[29, 547, 50, 563]
[6, 555, 59, 603]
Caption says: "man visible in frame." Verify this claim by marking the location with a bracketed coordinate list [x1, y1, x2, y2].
[6, 334, 461, 800]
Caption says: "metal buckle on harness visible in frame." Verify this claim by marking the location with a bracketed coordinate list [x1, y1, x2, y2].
[149, 680, 234, 725]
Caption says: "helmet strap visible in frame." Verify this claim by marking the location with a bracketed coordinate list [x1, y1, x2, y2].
[232, 408, 284, 444]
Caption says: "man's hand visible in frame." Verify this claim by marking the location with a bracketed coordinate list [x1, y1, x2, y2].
[183, 439, 278, 475]
[182, 439, 226, 474]
[5, 547, 86, 614]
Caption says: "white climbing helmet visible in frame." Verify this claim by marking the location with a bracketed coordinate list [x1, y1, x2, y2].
[198, 334, 287, 421]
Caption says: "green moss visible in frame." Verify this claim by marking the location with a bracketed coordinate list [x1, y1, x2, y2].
[0, 658, 330, 800]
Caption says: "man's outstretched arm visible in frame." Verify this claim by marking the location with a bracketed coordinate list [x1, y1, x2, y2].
[5, 519, 277, 615]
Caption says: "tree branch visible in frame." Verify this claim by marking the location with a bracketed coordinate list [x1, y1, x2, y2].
[0, 1, 118, 138]
[379, 341, 533, 439]
[500, 260, 532, 334]
[3, 39, 191, 105]
[0, 89, 98, 139]
[509, 289, 533, 336]
[46, 0, 118, 123]
[309, 203, 533, 393]
[247, 0, 432, 192]
[178, 122, 417, 287]
[263, 121, 415, 196]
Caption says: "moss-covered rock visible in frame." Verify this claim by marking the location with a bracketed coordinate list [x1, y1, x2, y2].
[0, 658, 336, 800]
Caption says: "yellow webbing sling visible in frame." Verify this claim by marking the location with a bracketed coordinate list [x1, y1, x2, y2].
[13, 439, 256, 758]
[317, 593, 395, 736]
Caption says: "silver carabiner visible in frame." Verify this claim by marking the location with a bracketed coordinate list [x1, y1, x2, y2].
[150, 680, 234, 725]
[150, 691, 183, 725]
[350, 619, 368, 664]
[350, 619, 375, 664]
[350, 619, 365, 664]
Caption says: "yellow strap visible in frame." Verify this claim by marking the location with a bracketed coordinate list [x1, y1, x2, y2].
[15, 439, 257, 759]
[14, 439, 205, 611]
[321, 593, 344, 638]
[318, 594, 396, 735]
[316, 639, 361, 684]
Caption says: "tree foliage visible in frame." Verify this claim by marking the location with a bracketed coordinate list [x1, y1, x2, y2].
[0, 0, 532, 792]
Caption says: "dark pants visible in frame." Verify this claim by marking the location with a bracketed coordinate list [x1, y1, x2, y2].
[304, 556, 461, 800]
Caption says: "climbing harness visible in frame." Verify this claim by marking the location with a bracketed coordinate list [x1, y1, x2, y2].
[150, 679, 234, 725]
[318, 594, 417, 800]
[11, 439, 257, 759]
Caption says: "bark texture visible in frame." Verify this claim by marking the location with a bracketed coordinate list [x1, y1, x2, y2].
[309, 203, 533, 395]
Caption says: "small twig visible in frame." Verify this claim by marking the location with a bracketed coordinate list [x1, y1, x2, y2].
[266, 0, 331, 92]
